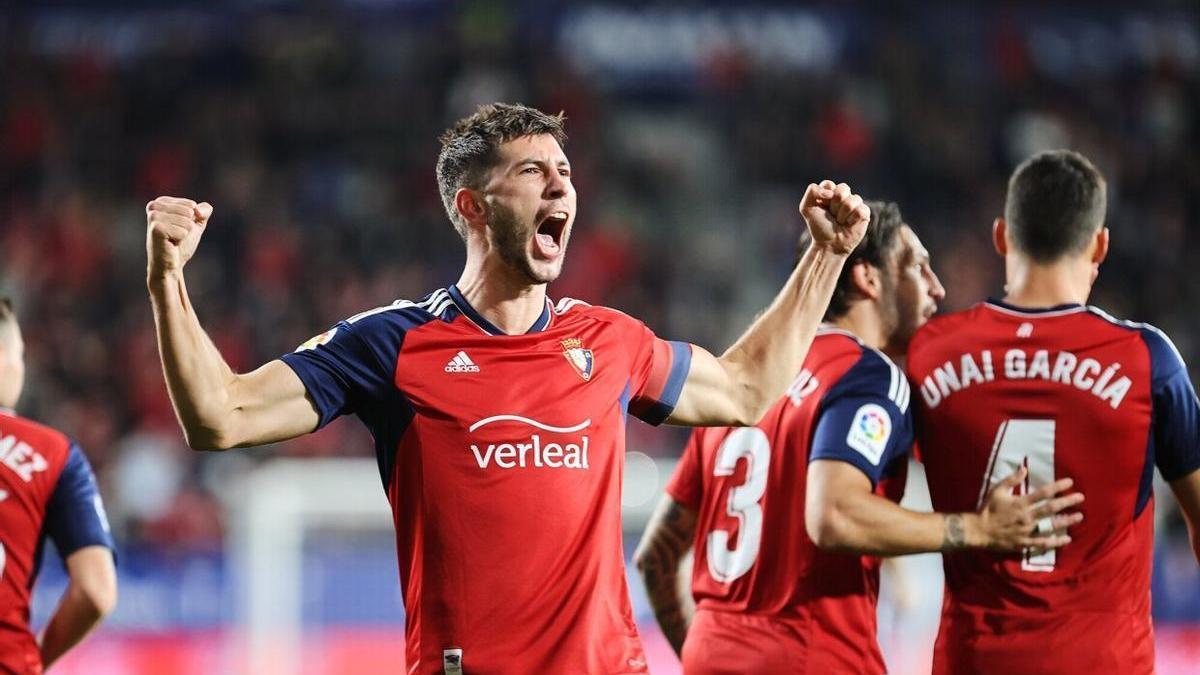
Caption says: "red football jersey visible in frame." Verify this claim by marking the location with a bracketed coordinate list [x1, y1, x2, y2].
[282, 286, 692, 674]
[907, 300, 1200, 674]
[666, 330, 912, 674]
[0, 409, 113, 674]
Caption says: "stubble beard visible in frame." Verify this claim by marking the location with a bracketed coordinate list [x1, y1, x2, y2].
[489, 202, 561, 286]
[880, 272, 913, 351]
[890, 294, 928, 354]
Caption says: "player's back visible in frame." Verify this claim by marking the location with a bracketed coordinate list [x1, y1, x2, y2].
[907, 300, 1195, 674]
[0, 410, 75, 673]
[667, 330, 910, 674]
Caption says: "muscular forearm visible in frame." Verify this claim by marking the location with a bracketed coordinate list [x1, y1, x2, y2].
[808, 489, 981, 556]
[39, 545, 117, 672]
[718, 244, 847, 422]
[634, 498, 698, 656]
[148, 272, 239, 449]
[640, 565, 691, 655]
[39, 582, 107, 669]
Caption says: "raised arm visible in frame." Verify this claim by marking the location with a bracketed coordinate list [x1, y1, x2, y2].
[806, 462, 1083, 556]
[633, 495, 698, 656]
[146, 197, 319, 450]
[668, 182, 869, 427]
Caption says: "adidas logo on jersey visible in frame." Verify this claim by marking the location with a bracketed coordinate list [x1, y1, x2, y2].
[445, 351, 480, 373]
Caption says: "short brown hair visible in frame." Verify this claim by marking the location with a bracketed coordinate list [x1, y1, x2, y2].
[1005, 150, 1106, 263]
[436, 103, 567, 239]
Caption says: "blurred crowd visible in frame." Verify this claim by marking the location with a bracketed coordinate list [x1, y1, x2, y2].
[1, 1, 1198, 569]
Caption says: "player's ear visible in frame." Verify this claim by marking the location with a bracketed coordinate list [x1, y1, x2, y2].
[454, 187, 487, 232]
[850, 261, 882, 301]
[1091, 227, 1109, 265]
[992, 218, 1008, 256]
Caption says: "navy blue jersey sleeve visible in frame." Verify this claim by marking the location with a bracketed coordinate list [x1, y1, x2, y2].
[1142, 327, 1200, 481]
[280, 305, 430, 430]
[44, 443, 115, 559]
[810, 350, 915, 487]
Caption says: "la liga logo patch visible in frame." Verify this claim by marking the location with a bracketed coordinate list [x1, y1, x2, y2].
[561, 337, 595, 381]
[845, 403, 891, 465]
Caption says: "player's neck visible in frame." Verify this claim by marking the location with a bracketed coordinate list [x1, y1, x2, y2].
[455, 263, 548, 336]
[831, 305, 887, 351]
[1003, 258, 1092, 309]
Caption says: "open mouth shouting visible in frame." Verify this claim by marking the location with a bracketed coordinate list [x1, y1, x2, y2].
[533, 209, 570, 259]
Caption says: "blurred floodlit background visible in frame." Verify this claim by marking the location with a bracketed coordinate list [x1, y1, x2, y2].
[2, 1, 1199, 673]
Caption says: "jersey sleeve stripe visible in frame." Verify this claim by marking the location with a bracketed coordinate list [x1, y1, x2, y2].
[429, 297, 454, 319]
[635, 341, 694, 426]
[347, 289, 452, 325]
[554, 297, 591, 315]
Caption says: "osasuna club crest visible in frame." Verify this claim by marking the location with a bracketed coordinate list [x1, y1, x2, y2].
[561, 338, 595, 381]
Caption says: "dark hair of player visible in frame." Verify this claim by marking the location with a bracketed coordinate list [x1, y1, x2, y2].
[436, 103, 568, 240]
[1004, 149, 1107, 263]
[0, 297, 13, 325]
[800, 200, 905, 322]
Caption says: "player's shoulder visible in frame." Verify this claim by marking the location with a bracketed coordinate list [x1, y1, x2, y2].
[554, 296, 621, 321]
[910, 304, 988, 348]
[551, 296, 646, 332]
[0, 411, 71, 454]
[293, 287, 462, 356]
[1085, 306, 1187, 371]
[344, 288, 459, 330]
[315, 288, 457, 342]
[818, 331, 911, 414]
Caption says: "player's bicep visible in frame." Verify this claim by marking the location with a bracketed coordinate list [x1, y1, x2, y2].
[63, 545, 117, 608]
[226, 359, 322, 447]
[806, 459, 875, 522]
[665, 345, 748, 426]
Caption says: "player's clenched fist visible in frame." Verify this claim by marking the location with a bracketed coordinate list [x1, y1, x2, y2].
[799, 180, 870, 255]
[146, 196, 212, 281]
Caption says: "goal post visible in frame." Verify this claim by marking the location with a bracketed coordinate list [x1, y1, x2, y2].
[227, 458, 394, 675]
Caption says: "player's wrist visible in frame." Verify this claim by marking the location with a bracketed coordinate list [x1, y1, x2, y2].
[807, 239, 854, 258]
[146, 267, 183, 293]
[964, 512, 996, 549]
[943, 512, 982, 550]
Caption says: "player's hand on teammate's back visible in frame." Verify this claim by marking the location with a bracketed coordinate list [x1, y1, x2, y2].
[975, 467, 1085, 552]
[146, 196, 213, 280]
[799, 180, 870, 255]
